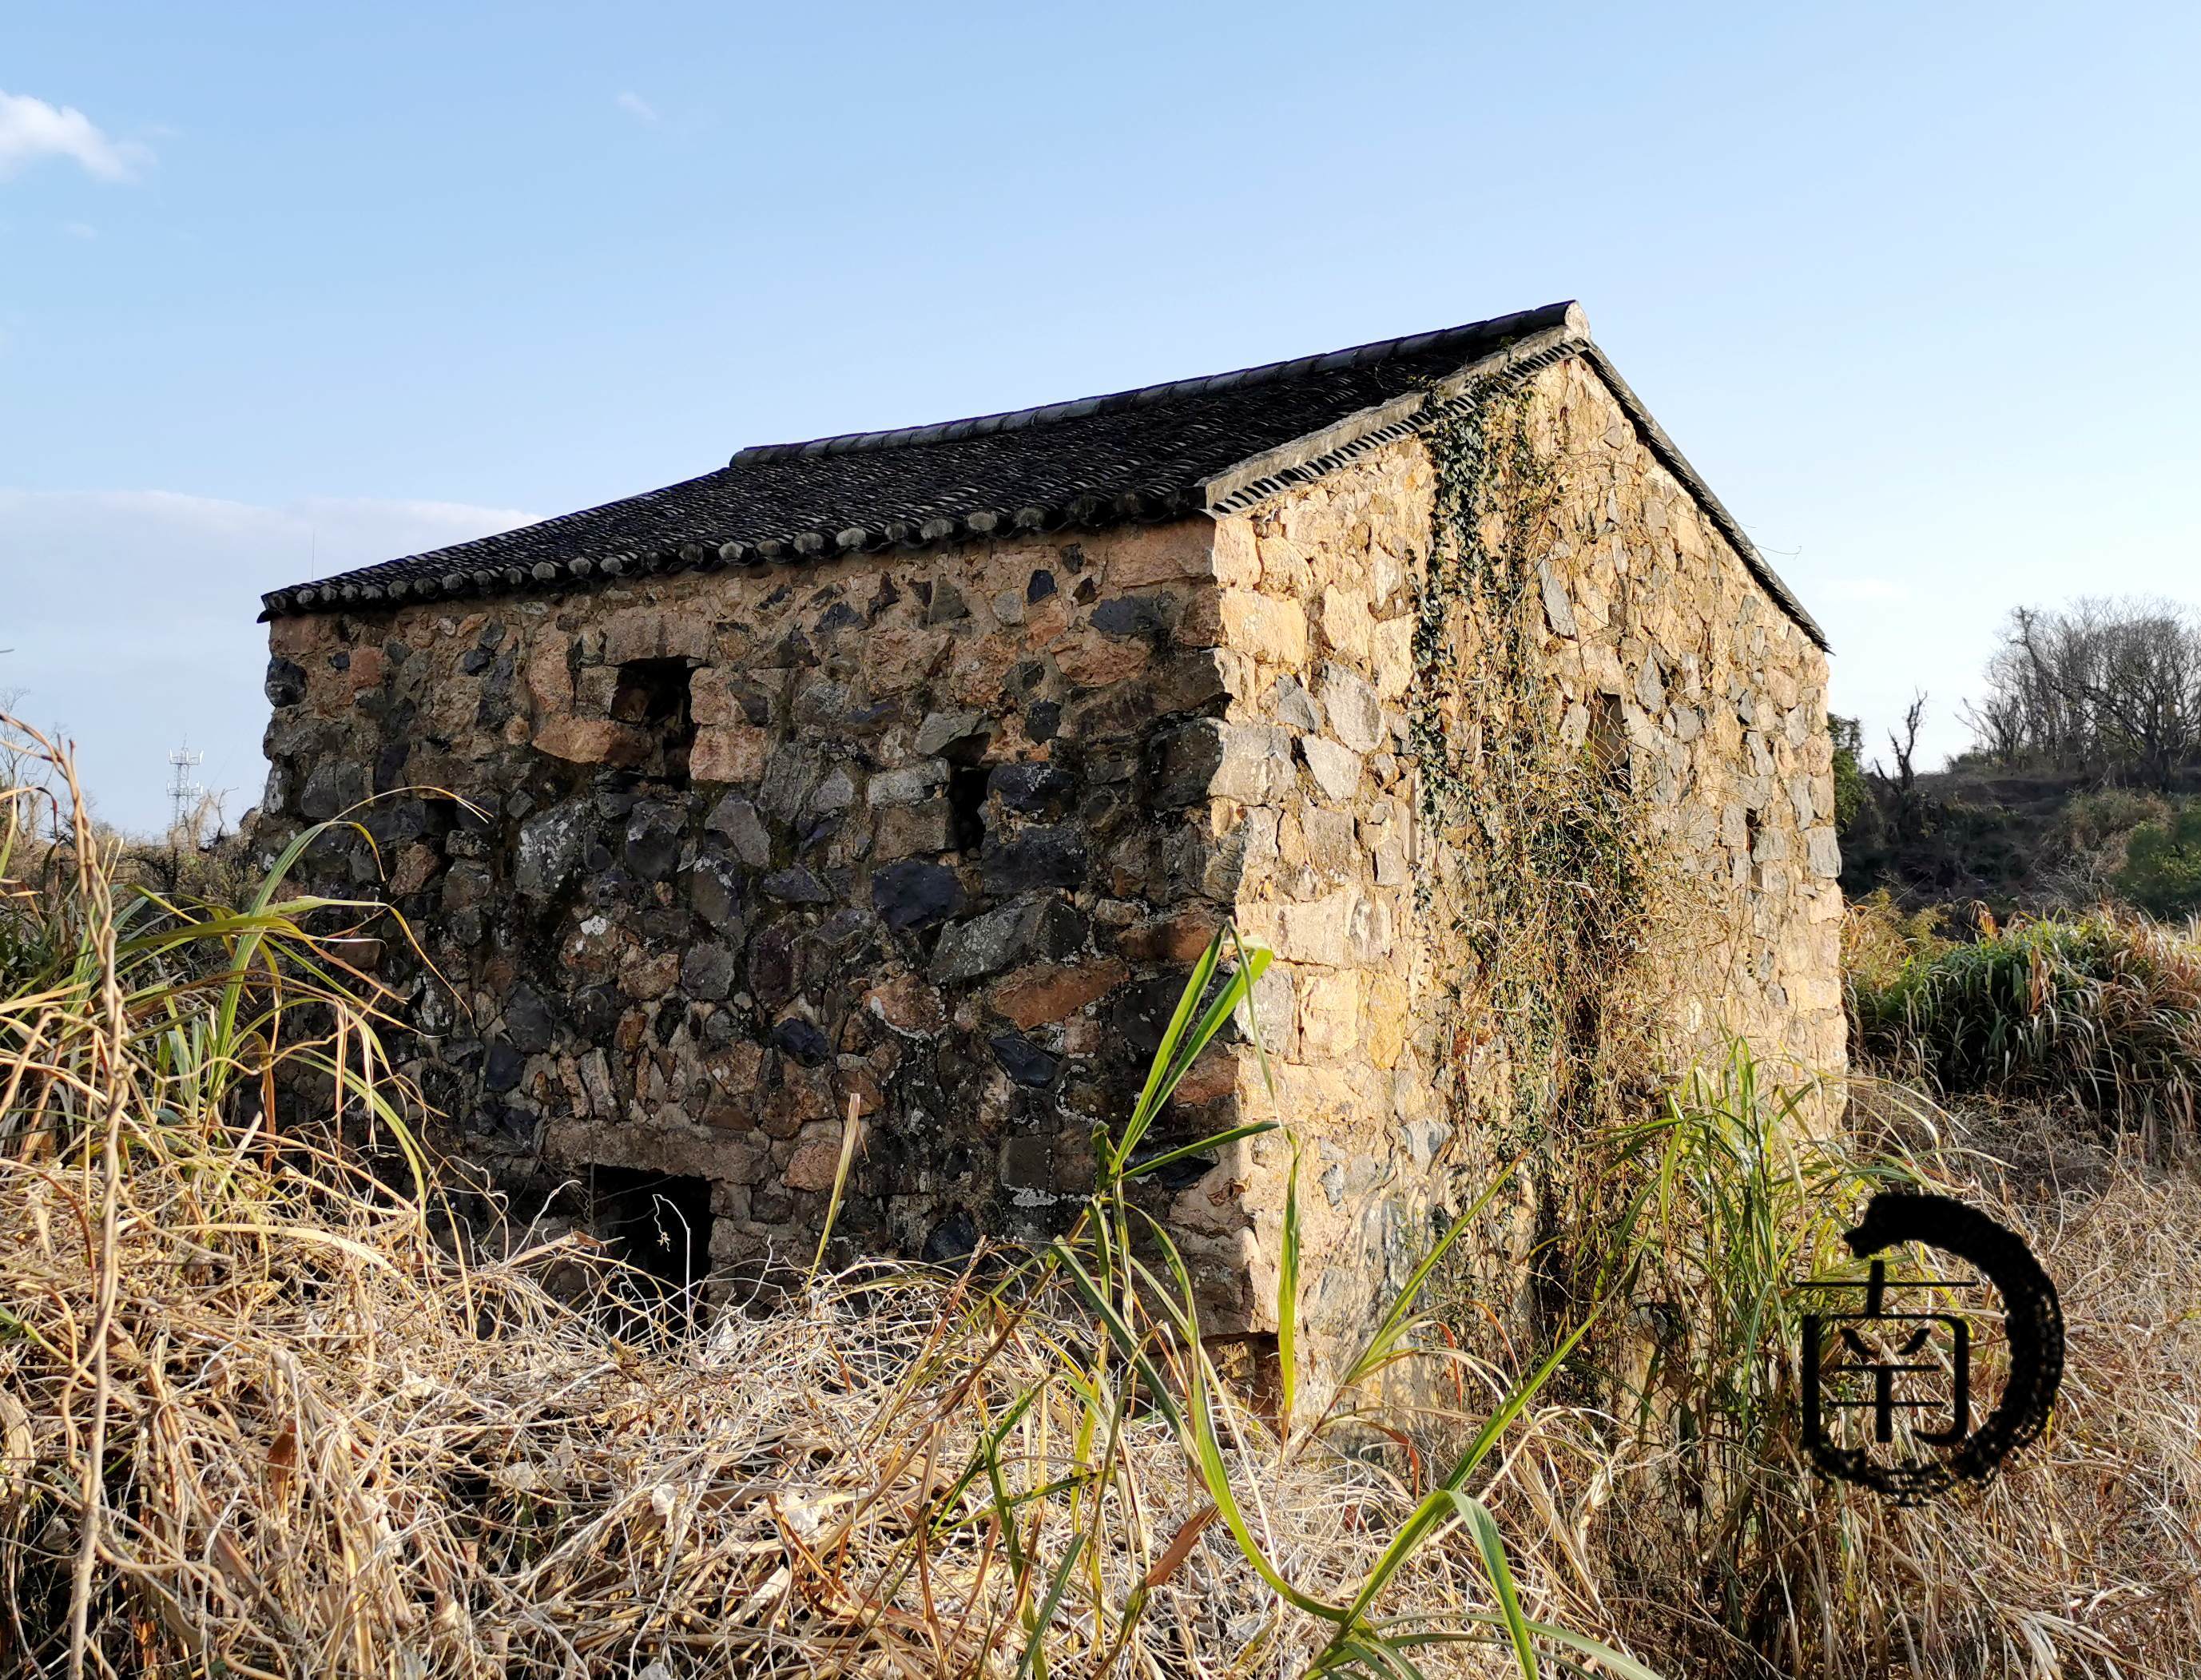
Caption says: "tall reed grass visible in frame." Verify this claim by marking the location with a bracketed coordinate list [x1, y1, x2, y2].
[1579, 1054, 2201, 1676]
[1845, 900, 2201, 1138]
[8, 716, 2197, 1677]
[0, 719, 1650, 1679]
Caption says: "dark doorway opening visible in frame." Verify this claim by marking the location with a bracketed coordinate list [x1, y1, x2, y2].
[585, 1165, 713, 1330]
[611, 658, 698, 783]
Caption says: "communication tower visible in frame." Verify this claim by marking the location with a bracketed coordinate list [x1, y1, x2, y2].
[166, 743, 205, 837]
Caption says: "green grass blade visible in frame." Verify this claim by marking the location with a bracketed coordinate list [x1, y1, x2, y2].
[1337, 1487, 1460, 1628]
[1468, 1618, 1665, 1680]
[1117, 1121, 1276, 1183]
[1050, 1245, 1186, 1438]
[1110, 927, 1271, 1175]
[1449, 1492, 1536, 1679]
[1114, 929, 1224, 1166]
[1144, 1231, 1347, 1622]
[1013, 1534, 1085, 1680]
[1277, 1136, 1301, 1435]
[1440, 1309, 1595, 1491]
[1342, 1153, 1524, 1388]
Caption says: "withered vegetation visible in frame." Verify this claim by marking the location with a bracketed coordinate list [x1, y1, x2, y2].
[3, 718, 2198, 1679]
[0, 720, 1640, 1680]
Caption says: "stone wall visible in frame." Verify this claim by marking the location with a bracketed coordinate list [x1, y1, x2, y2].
[259, 519, 1260, 1295]
[257, 349, 1841, 1379]
[1154, 354, 1845, 1382]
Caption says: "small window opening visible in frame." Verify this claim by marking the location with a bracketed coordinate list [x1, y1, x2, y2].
[948, 765, 991, 852]
[611, 658, 698, 784]
[585, 1165, 713, 1331]
[940, 725, 994, 852]
[1587, 694, 1630, 790]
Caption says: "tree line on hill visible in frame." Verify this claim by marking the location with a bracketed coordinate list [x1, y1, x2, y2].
[1834, 596, 2201, 918]
[1961, 597, 2201, 789]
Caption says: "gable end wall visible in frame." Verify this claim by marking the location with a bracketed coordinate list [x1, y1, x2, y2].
[1182, 353, 1843, 1379]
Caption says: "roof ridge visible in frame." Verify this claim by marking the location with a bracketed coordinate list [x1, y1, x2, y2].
[729, 301, 1579, 466]
[257, 300, 1825, 653]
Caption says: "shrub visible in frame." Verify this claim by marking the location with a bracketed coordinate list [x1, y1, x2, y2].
[1829, 714, 1869, 832]
[2053, 785, 2171, 856]
[1840, 889, 1956, 1000]
[1847, 908, 2201, 1130]
[2116, 801, 2201, 919]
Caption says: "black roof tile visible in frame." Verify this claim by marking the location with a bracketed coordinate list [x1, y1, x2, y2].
[260, 302, 1824, 648]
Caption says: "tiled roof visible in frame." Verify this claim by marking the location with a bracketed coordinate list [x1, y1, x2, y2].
[260, 302, 1825, 647]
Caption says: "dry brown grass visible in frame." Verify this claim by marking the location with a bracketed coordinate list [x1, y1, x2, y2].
[2, 718, 1614, 1680]
[0, 1130, 1528, 1677]
[1868, 1097, 2201, 1670]
[6, 715, 2199, 1678]
[1571, 1075, 2201, 1678]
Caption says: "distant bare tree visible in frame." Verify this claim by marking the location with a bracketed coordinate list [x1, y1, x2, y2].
[1885, 693, 1925, 789]
[1957, 679, 2027, 764]
[1963, 597, 2201, 787]
[1870, 692, 1930, 842]
[167, 787, 229, 853]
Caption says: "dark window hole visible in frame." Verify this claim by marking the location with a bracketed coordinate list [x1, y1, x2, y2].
[1588, 693, 1630, 789]
[611, 658, 698, 784]
[583, 1165, 713, 1330]
[948, 764, 991, 852]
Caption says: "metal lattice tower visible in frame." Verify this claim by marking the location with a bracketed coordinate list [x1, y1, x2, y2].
[166, 743, 205, 836]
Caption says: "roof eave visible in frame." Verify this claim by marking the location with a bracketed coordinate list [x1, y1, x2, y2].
[1570, 343, 1828, 649]
[1197, 307, 1830, 653]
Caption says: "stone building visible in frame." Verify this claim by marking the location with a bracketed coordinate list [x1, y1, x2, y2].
[257, 301, 1841, 1380]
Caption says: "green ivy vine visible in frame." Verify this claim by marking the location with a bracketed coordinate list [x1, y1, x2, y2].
[1406, 375, 1667, 1154]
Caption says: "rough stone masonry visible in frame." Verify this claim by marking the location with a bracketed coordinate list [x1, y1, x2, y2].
[256, 302, 1843, 1386]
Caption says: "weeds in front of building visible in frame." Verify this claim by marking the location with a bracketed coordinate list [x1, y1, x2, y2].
[0, 719, 1650, 1678]
[4, 717, 2198, 1678]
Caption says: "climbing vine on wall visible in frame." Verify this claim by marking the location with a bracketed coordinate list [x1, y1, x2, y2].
[1406, 375, 1671, 1154]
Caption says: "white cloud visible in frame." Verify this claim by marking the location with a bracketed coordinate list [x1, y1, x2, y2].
[62, 220, 95, 240]
[615, 90, 659, 125]
[0, 488, 534, 835]
[0, 90, 150, 182]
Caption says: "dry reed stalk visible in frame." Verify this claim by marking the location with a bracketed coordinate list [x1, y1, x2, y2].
[1577, 1078, 2201, 1678]
[1865, 1099, 2201, 1670]
[8, 713, 2196, 1678]
[1, 719, 1567, 1678]
[0, 1134, 1538, 1676]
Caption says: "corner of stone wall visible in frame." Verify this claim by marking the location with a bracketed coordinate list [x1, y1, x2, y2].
[1179, 358, 1849, 1396]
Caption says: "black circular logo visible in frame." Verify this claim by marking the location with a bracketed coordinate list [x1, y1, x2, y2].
[1799, 1190, 2063, 1503]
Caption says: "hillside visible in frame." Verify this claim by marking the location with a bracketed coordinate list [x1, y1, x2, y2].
[1837, 753, 2201, 916]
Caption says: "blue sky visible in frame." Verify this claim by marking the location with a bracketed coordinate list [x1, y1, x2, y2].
[3, 1, 2197, 833]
